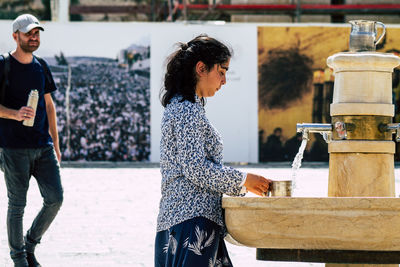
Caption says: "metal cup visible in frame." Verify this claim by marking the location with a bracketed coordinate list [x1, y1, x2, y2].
[269, 180, 292, 197]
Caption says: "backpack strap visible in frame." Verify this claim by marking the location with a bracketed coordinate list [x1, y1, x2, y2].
[0, 53, 10, 105]
[0, 54, 51, 105]
[34, 55, 52, 87]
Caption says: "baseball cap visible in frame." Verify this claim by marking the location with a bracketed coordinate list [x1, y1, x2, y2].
[12, 14, 44, 33]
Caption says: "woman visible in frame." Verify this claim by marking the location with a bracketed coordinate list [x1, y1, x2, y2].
[155, 34, 272, 267]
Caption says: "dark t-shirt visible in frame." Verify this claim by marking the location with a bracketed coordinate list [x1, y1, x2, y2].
[0, 53, 57, 148]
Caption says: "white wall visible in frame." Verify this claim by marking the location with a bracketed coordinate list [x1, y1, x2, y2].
[149, 23, 258, 163]
[0, 21, 258, 163]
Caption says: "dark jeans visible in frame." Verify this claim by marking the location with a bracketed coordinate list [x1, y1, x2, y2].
[1, 146, 63, 262]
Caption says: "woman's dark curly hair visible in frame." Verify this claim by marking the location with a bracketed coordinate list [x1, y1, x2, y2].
[160, 34, 232, 107]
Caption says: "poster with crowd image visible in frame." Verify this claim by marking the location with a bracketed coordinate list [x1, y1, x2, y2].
[257, 25, 400, 162]
[47, 42, 150, 161]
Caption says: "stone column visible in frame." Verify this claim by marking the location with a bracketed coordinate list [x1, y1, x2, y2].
[326, 53, 400, 267]
[327, 53, 400, 197]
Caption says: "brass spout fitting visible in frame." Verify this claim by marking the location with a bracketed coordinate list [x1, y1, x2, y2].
[379, 123, 400, 142]
[334, 121, 347, 140]
[296, 123, 333, 143]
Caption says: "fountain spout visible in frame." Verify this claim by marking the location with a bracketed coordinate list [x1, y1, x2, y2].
[379, 123, 400, 142]
[296, 123, 333, 143]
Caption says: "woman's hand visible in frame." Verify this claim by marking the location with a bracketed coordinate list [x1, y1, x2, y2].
[244, 173, 272, 197]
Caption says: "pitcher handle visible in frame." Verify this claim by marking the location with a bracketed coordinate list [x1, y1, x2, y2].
[375, 22, 386, 46]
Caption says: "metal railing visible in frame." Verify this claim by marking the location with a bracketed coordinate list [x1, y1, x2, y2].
[67, 2, 400, 22]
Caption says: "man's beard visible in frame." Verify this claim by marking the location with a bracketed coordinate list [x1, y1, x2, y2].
[19, 40, 39, 53]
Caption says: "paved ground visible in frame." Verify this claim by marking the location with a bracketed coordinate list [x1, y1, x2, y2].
[0, 166, 395, 267]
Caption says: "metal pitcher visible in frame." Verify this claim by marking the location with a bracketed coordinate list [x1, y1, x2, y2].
[349, 20, 386, 52]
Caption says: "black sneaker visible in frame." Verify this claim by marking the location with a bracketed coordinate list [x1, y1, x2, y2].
[26, 252, 41, 267]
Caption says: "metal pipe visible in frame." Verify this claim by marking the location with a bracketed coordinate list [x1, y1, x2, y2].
[297, 123, 333, 143]
[380, 123, 400, 142]
[297, 123, 332, 133]
[295, 0, 301, 22]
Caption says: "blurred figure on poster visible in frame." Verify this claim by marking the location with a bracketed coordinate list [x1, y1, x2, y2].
[258, 129, 267, 162]
[284, 132, 303, 162]
[263, 127, 285, 161]
[0, 14, 63, 267]
[308, 134, 329, 162]
[155, 34, 272, 267]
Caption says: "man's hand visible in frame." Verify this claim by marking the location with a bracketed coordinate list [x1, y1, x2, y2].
[54, 147, 61, 163]
[15, 106, 35, 121]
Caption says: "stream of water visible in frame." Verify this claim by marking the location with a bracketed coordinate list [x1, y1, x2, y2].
[291, 139, 308, 192]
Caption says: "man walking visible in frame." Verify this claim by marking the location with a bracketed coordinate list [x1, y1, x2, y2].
[0, 14, 63, 267]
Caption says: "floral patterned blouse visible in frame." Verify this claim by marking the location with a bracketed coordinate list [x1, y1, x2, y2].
[157, 95, 246, 232]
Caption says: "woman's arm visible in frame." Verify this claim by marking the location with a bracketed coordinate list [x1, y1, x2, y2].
[174, 104, 244, 195]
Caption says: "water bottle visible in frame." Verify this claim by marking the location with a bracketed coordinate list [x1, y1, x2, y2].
[23, 89, 38, 127]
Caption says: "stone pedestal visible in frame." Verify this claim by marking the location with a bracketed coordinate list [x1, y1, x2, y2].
[326, 52, 400, 267]
[223, 52, 400, 266]
[327, 53, 400, 198]
[327, 264, 395, 267]
[328, 143, 395, 197]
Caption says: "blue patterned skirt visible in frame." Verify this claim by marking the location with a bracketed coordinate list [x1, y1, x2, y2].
[154, 216, 234, 267]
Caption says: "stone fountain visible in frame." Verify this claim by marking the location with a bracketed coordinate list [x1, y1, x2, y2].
[222, 21, 400, 266]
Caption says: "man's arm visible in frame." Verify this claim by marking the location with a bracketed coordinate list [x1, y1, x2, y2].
[0, 104, 34, 121]
[44, 93, 61, 162]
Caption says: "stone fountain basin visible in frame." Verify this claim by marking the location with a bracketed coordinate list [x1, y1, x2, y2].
[223, 197, 400, 251]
